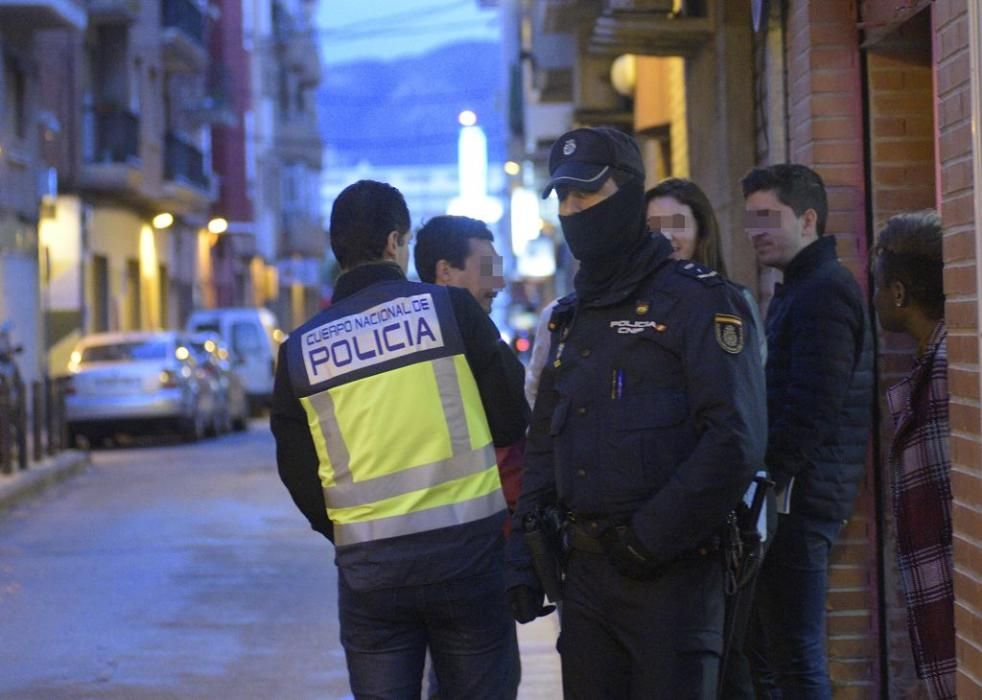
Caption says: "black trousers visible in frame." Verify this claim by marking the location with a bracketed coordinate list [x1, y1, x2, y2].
[558, 550, 725, 700]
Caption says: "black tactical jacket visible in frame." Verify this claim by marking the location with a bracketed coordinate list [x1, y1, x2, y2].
[508, 236, 767, 586]
[763, 235, 873, 521]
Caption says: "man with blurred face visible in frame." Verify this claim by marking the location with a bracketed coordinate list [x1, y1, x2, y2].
[742, 164, 873, 699]
[415, 216, 526, 520]
[414, 214, 524, 699]
[507, 127, 767, 698]
[415, 215, 505, 314]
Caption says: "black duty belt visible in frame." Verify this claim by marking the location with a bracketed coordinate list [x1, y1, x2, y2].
[565, 522, 607, 553]
[565, 519, 722, 560]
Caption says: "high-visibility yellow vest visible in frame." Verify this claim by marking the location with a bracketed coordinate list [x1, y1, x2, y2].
[287, 280, 505, 547]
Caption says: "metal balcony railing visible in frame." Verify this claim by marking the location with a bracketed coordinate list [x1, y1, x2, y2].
[86, 0, 140, 23]
[161, 0, 203, 44]
[84, 107, 140, 164]
[164, 131, 208, 189]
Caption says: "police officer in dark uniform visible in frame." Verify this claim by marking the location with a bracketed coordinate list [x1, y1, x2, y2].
[506, 128, 767, 699]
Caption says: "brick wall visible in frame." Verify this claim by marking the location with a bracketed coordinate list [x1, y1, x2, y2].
[785, 1, 880, 695]
[865, 9, 936, 695]
[933, 0, 982, 694]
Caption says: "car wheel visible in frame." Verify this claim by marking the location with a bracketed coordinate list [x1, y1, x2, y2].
[206, 413, 218, 438]
[181, 412, 205, 442]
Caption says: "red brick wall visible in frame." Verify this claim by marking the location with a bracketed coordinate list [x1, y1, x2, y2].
[865, 9, 936, 694]
[933, 0, 982, 694]
[785, 1, 879, 695]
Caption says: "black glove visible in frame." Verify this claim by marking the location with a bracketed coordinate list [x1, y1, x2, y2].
[604, 525, 661, 580]
[507, 585, 555, 624]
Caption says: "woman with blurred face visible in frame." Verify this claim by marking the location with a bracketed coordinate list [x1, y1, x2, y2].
[872, 211, 954, 700]
[645, 178, 726, 272]
[644, 178, 764, 363]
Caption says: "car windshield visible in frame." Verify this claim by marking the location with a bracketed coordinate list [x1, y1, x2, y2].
[192, 322, 220, 335]
[80, 341, 169, 363]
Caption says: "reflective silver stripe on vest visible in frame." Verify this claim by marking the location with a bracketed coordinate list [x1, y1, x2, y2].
[326, 443, 495, 508]
[305, 389, 351, 485]
[333, 487, 506, 546]
[432, 355, 471, 454]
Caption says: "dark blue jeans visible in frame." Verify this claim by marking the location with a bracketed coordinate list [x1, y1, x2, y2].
[338, 568, 519, 700]
[749, 511, 843, 700]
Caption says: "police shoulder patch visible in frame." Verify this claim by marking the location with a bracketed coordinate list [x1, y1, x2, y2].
[714, 313, 744, 354]
[674, 260, 723, 286]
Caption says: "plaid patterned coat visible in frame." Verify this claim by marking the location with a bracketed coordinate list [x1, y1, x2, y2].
[887, 321, 956, 699]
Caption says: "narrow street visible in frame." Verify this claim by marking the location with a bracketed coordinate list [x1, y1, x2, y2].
[0, 422, 560, 699]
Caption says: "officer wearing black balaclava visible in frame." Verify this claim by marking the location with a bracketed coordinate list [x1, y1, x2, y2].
[505, 127, 768, 699]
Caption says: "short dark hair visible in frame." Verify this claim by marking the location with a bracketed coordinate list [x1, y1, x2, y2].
[414, 216, 494, 283]
[874, 210, 945, 319]
[741, 164, 829, 236]
[645, 178, 727, 277]
[329, 180, 410, 269]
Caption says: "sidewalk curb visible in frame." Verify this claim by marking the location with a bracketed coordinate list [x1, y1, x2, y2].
[0, 450, 91, 512]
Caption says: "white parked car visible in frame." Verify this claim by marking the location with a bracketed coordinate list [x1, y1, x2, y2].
[65, 331, 215, 445]
[188, 333, 249, 433]
[185, 307, 283, 413]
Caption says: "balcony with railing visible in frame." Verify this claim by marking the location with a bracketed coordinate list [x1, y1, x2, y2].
[0, 0, 85, 30]
[537, 0, 712, 56]
[280, 210, 325, 258]
[161, 0, 206, 73]
[275, 114, 323, 168]
[159, 130, 211, 213]
[79, 106, 142, 192]
[284, 29, 322, 88]
[164, 131, 208, 190]
[86, 0, 138, 24]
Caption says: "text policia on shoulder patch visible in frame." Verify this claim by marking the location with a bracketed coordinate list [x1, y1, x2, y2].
[714, 313, 744, 354]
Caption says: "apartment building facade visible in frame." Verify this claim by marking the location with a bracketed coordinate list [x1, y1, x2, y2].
[2, 0, 325, 378]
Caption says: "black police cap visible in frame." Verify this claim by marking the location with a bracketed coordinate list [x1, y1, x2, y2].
[541, 127, 645, 199]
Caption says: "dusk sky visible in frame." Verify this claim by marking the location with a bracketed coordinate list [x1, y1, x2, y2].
[316, 0, 499, 65]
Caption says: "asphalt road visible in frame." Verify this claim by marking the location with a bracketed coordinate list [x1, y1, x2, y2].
[0, 422, 350, 699]
[0, 421, 562, 700]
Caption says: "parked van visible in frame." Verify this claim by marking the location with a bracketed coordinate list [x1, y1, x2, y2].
[185, 307, 283, 412]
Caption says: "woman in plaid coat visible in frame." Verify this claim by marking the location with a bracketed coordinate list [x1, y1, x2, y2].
[872, 211, 955, 700]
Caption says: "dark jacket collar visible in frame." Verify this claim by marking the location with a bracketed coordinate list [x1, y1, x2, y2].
[332, 261, 406, 303]
[580, 234, 674, 308]
[783, 235, 837, 285]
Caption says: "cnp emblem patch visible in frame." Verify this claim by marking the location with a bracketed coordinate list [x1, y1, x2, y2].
[714, 313, 744, 354]
[635, 301, 649, 315]
[562, 138, 576, 156]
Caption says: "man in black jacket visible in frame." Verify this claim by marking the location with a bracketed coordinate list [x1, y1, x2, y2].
[742, 164, 873, 698]
[507, 127, 767, 698]
[271, 180, 528, 699]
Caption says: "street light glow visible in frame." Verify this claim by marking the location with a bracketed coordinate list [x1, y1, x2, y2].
[504, 161, 521, 176]
[458, 110, 477, 127]
[152, 212, 174, 229]
[207, 217, 229, 234]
